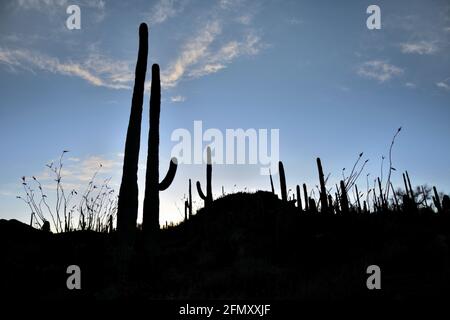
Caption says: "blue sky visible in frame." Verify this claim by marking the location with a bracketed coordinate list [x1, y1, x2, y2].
[0, 0, 449, 226]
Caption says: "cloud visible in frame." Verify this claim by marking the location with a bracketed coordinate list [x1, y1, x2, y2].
[0, 190, 14, 197]
[0, 48, 133, 89]
[148, 0, 184, 25]
[287, 17, 302, 25]
[237, 15, 252, 25]
[35, 154, 121, 185]
[3, 1, 265, 91]
[161, 21, 222, 87]
[436, 79, 450, 91]
[357, 60, 403, 82]
[405, 82, 416, 88]
[162, 20, 263, 86]
[17, 0, 106, 22]
[219, 0, 243, 10]
[17, 0, 105, 10]
[170, 95, 186, 102]
[400, 41, 438, 55]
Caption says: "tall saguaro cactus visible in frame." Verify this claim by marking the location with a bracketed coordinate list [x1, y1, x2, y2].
[279, 161, 287, 202]
[143, 64, 178, 235]
[117, 23, 148, 239]
[197, 147, 213, 208]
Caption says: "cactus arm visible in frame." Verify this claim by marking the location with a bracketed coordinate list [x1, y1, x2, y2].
[197, 181, 207, 200]
[159, 158, 178, 191]
[269, 169, 275, 194]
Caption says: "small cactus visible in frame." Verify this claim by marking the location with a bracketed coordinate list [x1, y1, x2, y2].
[308, 198, 317, 213]
[296, 185, 302, 212]
[316, 158, 328, 214]
[197, 147, 213, 208]
[303, 183, 309, 211]
[433, 186, 442, 213]
[339, 180, 349, 215]
[443, 195, 450, 213]
[279, 161, 287, 202]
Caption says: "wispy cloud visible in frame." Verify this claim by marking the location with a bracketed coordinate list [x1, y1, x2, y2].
[17, 0, 105, 10]
[161, 21, 222, 87]
[436, 78, 450, 91]
[287, 17, 303, 25]
[35, 154, 121, 185]
[400, 41, 438, 55]
[0, 48, 132, 89]
[405, 82, 416, 88]
[2, 0, 265, 91]
[148, 0, 185, 25]
[170, 95, 186, 102]
[161, 20, 263, 87]
[237, 14, 252, 25]
[219, 0, 244, 10]
[17, 0, 106, 21]
[357, 60, 403, 82]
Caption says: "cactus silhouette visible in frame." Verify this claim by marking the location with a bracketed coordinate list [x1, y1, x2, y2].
[296, 185, 302, 212]
[197, 147, 213, 208]
[355, 184, 361, 213]
[317, 158, 328, 213]
[443, 195, 450, 213]
[117, 23, 148, 240]
[309, 197, 317, 213]
[269, 169, 275, 194]
[303, 183, 309, 211]
[142, 63, 178, 235]
[339, 180, 349, 214]
[433, 186, 442, 213]
[279, 161, 287, 202]
[187, 179, 193, 219]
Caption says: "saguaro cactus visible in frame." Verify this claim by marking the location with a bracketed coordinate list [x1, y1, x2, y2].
[279, 161, 287, 202]
[117, 23, 148, 239]
[317, 158, 328, 213]
[433, 186, 442, 213]
[296, 185, 302, 212]
[187, 179, 193, 219]
[143, 64, 178, 235]
[303, 183, 309, 211]
[340, 180, 349, 215]
[197, 147, 213, 208]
